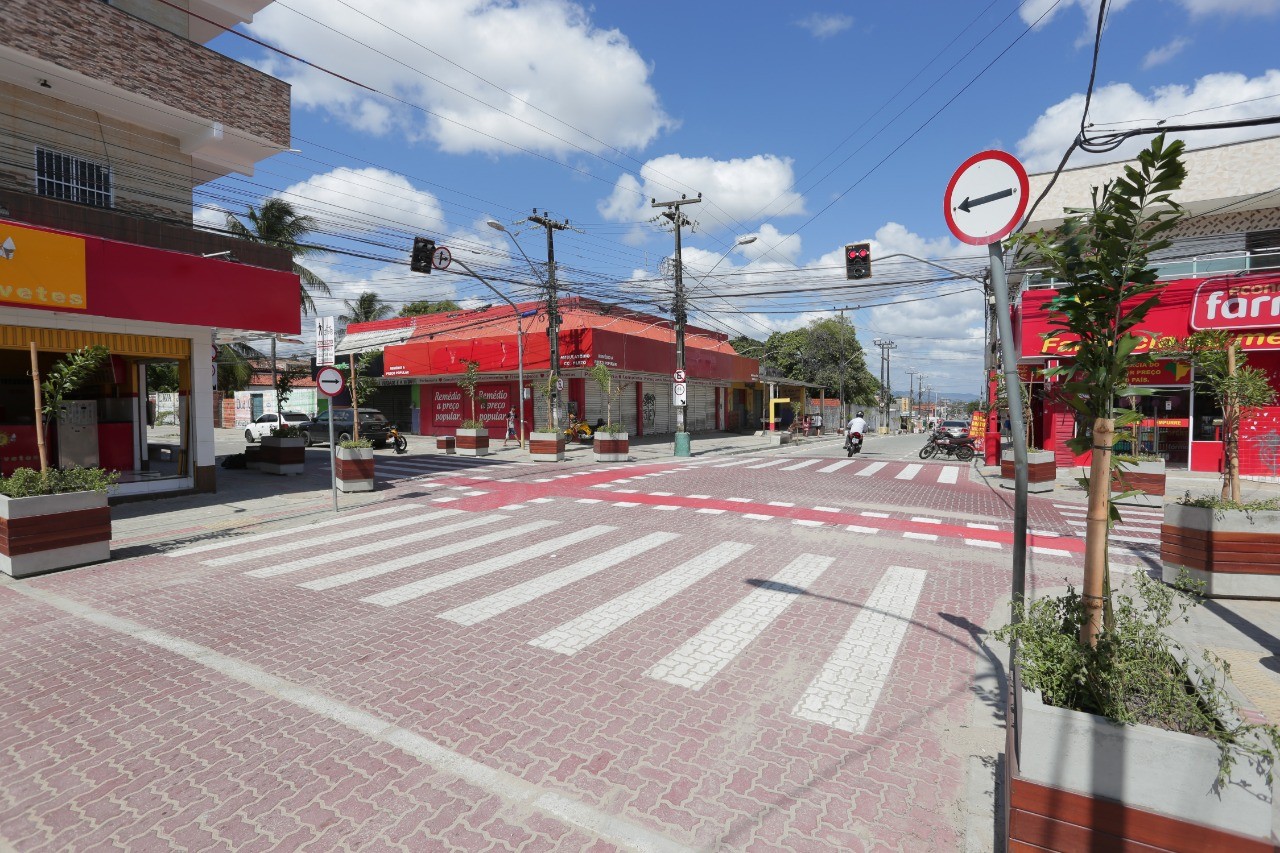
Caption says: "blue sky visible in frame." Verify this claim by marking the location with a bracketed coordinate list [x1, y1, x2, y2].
[198, 0, 1280, 399]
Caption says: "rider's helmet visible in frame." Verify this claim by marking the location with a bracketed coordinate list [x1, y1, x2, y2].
[856, 411, 864, 418]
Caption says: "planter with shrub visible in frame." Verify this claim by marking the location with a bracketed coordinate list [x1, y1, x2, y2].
[336, 439, 375, 493]
[528, 431, 565, 462]
[593, 430, 629, 462]
[1110, 455, 1166, 507]
[455, 422, 490, 457]
[1162, 496, 1280, 599]
[260, 424, 306, 475]
[1001, 449, 1056, 493]
[0, 466, 116, 578]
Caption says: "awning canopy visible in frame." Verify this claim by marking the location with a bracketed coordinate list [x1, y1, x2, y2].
[336, 324, 415, 355]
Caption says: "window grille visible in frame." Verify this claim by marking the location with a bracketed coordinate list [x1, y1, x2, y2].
[35, 147, 112, 208]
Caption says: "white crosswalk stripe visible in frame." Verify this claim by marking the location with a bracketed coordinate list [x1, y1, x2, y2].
[937, 466, 960, 484]
[711, 458, 759, 468]
[362, 525, 618, 607]
[207, 508, 460, 567]
[793, 566, 926, 733]
[300, 520, 558, 591]
[167, 504, 421, 558]
[745, 459, 788, 469]
[817, 459, 855, 474]
[438, 532, 680, 626]
[529, 541, 754, 656]
[245, 512, 498, 578]
[856, 462, 887, 477]
[895, 464, 922, 481]
[780, 459, 820, 471]
[645, 554, 833, 690]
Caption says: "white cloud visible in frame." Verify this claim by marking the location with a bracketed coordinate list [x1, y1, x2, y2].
[1176, 0, 1280, 15]
[1018, 0, 1136, 29]
[249, 0, 672, 157]
[1142, 37, 1189, 70]
[742, 224, 802, 264]
[794, 13, 854, 38]
[281, 167, 446, 234]
[1017, 70, 1280, 172]
[598, 154, 806, 228]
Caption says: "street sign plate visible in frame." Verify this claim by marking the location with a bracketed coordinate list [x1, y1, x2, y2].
[317, 366, 345, 397]
[673, 369, 686, 382]
[673, 382, 687, 406]
[943, 150, 1029, 246]
[432, 246, 452, 271]
[315, 316, 335, 366]
[556, 378, 564, 391]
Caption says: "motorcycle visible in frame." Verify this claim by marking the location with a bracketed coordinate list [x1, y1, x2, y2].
[844, 430, 863, 457]
[387, 424, 409, 454]
[919, 428, 975, 461]
[564, 419, 594, 442]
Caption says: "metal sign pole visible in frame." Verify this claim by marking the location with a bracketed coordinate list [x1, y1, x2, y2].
[329, 409, 337, 512]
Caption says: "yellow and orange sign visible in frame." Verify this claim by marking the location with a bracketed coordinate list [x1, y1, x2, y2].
[0, 223, 87, 311]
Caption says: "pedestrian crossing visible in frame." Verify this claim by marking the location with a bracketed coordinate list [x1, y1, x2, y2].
[626, 458, 968, 487]
[185, 505, 927, 736]
[373, 453, 534, 483]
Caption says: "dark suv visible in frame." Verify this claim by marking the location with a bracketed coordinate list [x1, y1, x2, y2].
[300, 408, 393, 448]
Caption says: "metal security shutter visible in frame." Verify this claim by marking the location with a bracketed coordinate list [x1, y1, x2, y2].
[371, 384, 412, 429]
[585, 381, 605, 426]
[650, 382, 673, 434]
[619, 385, 638, 434]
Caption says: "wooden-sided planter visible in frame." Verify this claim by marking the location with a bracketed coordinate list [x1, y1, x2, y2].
[455, 428, 489, 457]
[336, 446, 375, 493]
[1006, 675, 1274, 850]
[259, 436, 305, 475]
[1001, 449, 1056, 494]
[0, 491, 111, 578]
[436, 435, 456, 454]
[1161, 504, 1280, 599]
[244, 445, 263, 470]
[1111, 458, 1166, 508]
[593, 431, 629, 463]
[528, 432, 565, 462]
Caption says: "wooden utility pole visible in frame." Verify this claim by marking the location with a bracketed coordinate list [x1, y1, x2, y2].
[30, 343, 47, 472]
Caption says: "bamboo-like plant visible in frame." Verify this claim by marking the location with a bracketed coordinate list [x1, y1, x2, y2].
[538, 373, 557, 431]
[458, 360, 483, 428]
[1010, 134, 1188, 646]
[37, 345, 109, 472]
[588, 363, 629, 432]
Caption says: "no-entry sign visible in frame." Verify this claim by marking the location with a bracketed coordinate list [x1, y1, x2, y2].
[317, 366, 345, 397]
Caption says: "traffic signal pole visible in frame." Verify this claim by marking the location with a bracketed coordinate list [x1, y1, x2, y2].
[652, 194, 700, 457]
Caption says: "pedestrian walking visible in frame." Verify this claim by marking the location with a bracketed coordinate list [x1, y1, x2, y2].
[503, 410, 517, 446]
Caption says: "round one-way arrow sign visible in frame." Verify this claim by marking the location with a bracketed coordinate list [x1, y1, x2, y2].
[316, 366, 345, 397]
[943, 150, 1029, 246]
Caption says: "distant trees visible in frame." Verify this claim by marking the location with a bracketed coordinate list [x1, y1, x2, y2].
[730, 317, 878, 404]
[340, 291, 393, 327]
[400, 299, 461, 317]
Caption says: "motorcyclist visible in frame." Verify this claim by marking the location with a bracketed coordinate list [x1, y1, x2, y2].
[848, 411, 868, 436]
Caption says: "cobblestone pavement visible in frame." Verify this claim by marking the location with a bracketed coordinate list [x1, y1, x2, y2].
[1, 438, 1102, 851]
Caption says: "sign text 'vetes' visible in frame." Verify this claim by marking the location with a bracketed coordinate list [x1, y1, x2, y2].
[0, 224, 87, 310]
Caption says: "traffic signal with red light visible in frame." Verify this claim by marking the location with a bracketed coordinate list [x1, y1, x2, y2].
[845, 242, 871, 279]
[410, 237, 436, 273]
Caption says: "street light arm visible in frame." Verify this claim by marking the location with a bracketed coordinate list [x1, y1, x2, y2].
[452, 256, 516, 312]
[872, 252, 988, 286]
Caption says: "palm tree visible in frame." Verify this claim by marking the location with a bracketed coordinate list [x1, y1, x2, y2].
[215, 342, 263, 392]
[339, 291, 393, 327]
[225, 198, 331, 315]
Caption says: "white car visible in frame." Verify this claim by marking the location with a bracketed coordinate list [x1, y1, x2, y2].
[244, 411, 309, 442]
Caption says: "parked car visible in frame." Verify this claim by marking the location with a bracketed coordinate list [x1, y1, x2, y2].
[244, 411, 309, 443]
[300, 408, 393, 448]
[939, 419, 971, 439]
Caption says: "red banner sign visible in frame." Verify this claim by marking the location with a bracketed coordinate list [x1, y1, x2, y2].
[1191, 276, 1280, 331]
[1126, 361, 1191, 385]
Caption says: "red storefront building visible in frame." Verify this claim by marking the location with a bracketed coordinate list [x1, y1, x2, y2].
[343, 297, 760, 439]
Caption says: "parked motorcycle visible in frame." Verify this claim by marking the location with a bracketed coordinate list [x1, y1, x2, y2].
[844, 430, 863, 457]
[387, 424, 409, 454]
[919, 428, 975, 461]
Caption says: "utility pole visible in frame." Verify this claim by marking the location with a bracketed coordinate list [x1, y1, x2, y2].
[871, 338, 896, 433]
[527, 210, 569, 431]
[906, 369, 918, 430]
[652, 193, 701, 456]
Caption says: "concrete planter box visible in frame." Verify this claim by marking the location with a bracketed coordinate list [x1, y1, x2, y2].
[1111, 459, 1166, 508]
[528, 432, 565, 462]
[1008, 679, 1274, 849]
[455, 428, 489, 457]
[436, 435, 456, 454]
[260, 436, 305, 475]
[767, 431, 791, 446]
[0, 490, 111, 578]
[1161, 504, 1280, 599]
[1001, 449, 1055, 493]
[335, 446, 375, 493]
[244, 445, 262, 470]
[593, 431, 629, 463]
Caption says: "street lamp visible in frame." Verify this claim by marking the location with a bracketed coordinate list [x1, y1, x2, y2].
[451, 241, 528, 449]
[489, 220, 549, 438]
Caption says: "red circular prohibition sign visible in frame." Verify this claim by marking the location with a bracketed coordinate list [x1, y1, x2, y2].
[943, 149, 1030, 246]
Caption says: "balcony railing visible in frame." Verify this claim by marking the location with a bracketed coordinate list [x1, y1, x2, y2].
[1022, 249, 1280, 289]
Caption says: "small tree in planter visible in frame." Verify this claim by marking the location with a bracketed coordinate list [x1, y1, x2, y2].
[261, 360, 310, 476]
[528, 373, 565, 462]
[996, 375, 1054, 492]
[588, 363, 630, 462]
[335, 437, 375, 492]
[455, 360, 489, 457]
[1011, 133, 1187, 645]
[1160, 330, 1279, 595]
[273, 363, 307, 423]
[348, 350, 380, 441]
[36, 344, 109, 472]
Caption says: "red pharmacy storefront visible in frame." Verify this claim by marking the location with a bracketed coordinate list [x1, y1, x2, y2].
[1018, 272, 1280, 476]
[0, 221, 299, 494]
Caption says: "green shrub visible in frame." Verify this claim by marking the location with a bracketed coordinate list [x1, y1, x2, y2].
[460, 419, 485, 430]
[271, 424, 305, 439]
[996, 572, 1280, 784]
[1176, 493, 1280, 512]
[0, 466, 118, 497]
[339, 438, 372, 449]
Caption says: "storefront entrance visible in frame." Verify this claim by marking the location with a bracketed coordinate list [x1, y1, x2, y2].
[1119, 387, 1190, 467]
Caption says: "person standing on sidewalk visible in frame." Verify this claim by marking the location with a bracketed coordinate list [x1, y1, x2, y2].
[503, 410, 517, 447]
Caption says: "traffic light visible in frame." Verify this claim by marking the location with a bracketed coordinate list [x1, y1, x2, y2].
[410, 237, 436, 273]
[845, 242, 871, 279]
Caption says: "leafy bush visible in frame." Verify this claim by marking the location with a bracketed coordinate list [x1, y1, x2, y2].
[0, 466, 118, 497]
[460, 419, 485, 430]
[1176, 493, 1280, 512]
[271, 424, 305, 439]
[996, 572, 1280, 784]
[595, 423, 624, 434]
[339, 438, 372, 449]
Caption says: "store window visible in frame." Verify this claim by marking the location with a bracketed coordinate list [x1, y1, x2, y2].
[1194, 390, 1223, 442]
[35, 147, 112, 208]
